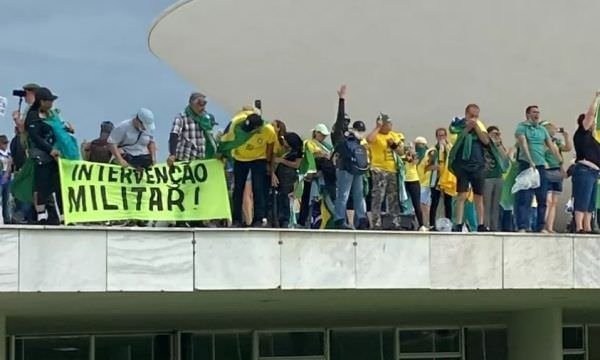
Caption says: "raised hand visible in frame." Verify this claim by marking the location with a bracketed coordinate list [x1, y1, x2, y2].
[337, 85, 347, 99]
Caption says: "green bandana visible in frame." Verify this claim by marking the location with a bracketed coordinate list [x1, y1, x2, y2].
[185, 106, 217, 159]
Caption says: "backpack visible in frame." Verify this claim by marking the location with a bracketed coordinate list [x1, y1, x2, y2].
[343, 136, 369, 175]
[88, 138, 112, 163]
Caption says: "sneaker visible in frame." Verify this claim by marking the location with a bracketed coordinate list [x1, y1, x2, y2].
[477, 225, 490, 232]
[356, 218, 369, 230]
[252, 218, 269, 228]
[37, 211, 49, 223]
[334, 219, 353, 230]
[418, 225, 429, 232]
[452, 224, 463, 232]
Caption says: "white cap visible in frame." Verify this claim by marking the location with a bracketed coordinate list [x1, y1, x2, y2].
[136, 108, 155, 132]
[313, 123, 330, 136]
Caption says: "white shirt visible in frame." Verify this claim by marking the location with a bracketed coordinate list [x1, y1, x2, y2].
[0, 149, 11, 173]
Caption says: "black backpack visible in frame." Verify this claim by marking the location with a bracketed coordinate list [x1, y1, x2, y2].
[343, 136, 369, 175]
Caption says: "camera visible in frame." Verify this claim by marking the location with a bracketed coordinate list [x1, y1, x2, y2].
[12, 90, 26, 97]
[254, 99, 262, 110]
[558, 127, 565, 133]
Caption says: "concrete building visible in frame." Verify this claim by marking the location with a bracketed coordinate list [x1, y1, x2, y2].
[148, 0, 600, 231]
[3, 0, 600, 359]
[2, 226, 600, 359]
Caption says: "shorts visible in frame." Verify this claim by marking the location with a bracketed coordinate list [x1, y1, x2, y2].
[455, 166, 485, 195]
[420, 186, 431, 206]
[547, 180, 563, 193]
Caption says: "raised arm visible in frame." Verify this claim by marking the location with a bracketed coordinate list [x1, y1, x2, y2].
[331, 85, 347, 145]
[582, 91, 600, 131]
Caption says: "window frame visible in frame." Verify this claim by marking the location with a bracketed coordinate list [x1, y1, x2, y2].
[396, 326, 462, 359]
[255, 329, 328, 360]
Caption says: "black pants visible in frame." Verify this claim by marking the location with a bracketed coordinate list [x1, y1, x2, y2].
[430, 187, 452, 227]
[298, 179, 312, 226]
[405, 180, 424, 227]
[276, 166, 298, 227]
[232, 159, 268, 224]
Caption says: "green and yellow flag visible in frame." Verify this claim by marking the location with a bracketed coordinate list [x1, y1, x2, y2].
[217, 109, 260, 158]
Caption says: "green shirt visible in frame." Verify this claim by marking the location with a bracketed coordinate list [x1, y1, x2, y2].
[545, 138, 563, 169]
[484, 146, 503, 178]
[515, 121, 550, 166]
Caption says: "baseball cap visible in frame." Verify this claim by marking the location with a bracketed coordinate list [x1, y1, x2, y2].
[414, 136, 428, 145]
[352, 120, 366, 132]
[35, 87, 58, 101]
[313, 123, 330, 136]
[22, 83, 40, 91]
[136, 108, 155, 132]
[378, 113, 391, 124]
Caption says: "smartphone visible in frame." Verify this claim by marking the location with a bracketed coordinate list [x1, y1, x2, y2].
[254, 99, 262, 110]
[558, 127, 564, 133]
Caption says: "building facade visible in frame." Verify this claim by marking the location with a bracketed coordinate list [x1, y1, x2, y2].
[2, 227, 600, 359]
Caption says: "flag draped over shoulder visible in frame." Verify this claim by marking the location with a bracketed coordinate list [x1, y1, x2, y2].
[217, 109, 259, 158]
[185, 106, 217, 159]
[46, 110, 80, 160]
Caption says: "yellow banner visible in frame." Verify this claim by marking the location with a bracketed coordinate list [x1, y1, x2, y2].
[58, 159, 231, 223]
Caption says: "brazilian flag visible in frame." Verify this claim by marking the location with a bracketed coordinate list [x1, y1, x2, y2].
[217, 109, 261, 158]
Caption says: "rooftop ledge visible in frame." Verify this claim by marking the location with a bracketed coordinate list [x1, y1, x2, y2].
[0, 226, 597, 292]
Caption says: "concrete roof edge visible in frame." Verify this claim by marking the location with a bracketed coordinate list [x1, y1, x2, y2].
[147, 0, 195, 57]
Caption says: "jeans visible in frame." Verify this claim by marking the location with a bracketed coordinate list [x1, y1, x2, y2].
[572, 163, 600, 213]
[515, 163, 547, 231]
[501, 209, 515, 232]
[334, 169, 366, 225]
[483, 177, 503, 231]
[232, 160, 268, 224]
[0, 181, 10, 224]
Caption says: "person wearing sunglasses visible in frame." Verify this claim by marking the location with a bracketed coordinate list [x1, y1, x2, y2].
[167, 92, 218, 168]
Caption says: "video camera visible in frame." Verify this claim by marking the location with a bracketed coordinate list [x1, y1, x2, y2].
[12, 90, 26, 98]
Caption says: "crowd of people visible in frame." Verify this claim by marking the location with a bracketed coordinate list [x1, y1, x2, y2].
[3, 82, 600, 233]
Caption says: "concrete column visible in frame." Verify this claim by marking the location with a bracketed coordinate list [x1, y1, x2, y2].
[0, 316, 5, 360]
[508, 308, 562, 360]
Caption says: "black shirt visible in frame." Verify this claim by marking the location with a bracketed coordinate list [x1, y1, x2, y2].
[9, 135, 26, 171]
[454, 130, 486, 171]
[574, 125, 600, 167]
[25, 109, 56, 154]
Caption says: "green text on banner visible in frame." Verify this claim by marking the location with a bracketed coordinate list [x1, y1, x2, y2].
[58, 159, 231, 223]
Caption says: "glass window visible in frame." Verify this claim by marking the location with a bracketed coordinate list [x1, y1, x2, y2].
[465, 329, 484, 360]
[563, 327, 584, 350]
[434, 329, 460, 353]
[563, 355, 585, 360]
[259, 331, 324, 357]
[398, 329, 460, 356]
[483, 329, 507, 360]
[588, 326, 600, 360]
[399, 330, 434, 353]
[95, 335, 170, 360]
[330, 329, 394, 360]
[181, 334, 212, 360]
[214, 334, 252, 360]
[17, 336, 90, 360]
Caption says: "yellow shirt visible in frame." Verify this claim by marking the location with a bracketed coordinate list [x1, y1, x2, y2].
[232, 124, 277, 162]
[368, 131, 403, 173]
[405, 161, 419, 182]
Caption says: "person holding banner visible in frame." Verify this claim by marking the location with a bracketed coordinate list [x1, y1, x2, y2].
[24, 87, 79, 224]
[108, 108, 157, 171]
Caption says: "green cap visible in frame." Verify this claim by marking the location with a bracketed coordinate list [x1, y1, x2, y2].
[378, 113, 391, 124]
[22, 83, 40, 91]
